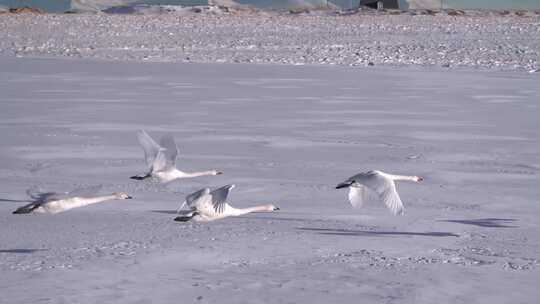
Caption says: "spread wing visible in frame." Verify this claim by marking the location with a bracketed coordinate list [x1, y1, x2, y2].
[185, 188, 211, 208]
[358, 172, 405, 216]
[176, 187, 210, 215]
[137, 130, 161, 171]
[347, 185, 378, 209]
[210, 184, 235, 214]
[157, 134, 178, 169]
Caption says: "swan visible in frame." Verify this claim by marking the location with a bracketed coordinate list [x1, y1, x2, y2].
[174, 184, 279, 222]
[13, 186, 132, 214]
[130, 130, 222, 183]
[336, 170, 423, 215]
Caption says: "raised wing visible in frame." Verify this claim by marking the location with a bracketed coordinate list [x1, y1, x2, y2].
[158, 134, 178, 167]
[185, 188, 210, 208]
[357, 172, 404, 216]
[137, 130, 161, 171]
[210, 184, 235, 214]
[177, 187, 211, 214]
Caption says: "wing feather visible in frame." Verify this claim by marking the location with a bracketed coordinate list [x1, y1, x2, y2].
[158, 134, 179, 167]
[185, 188, 210, 208]
[348, 185, 378, 208]
[210, 184, 235, 214]
[137, 130, 161, 171]
[346, 171, 405, 216]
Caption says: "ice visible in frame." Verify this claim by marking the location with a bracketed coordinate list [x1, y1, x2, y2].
[0, 56, 539, 302]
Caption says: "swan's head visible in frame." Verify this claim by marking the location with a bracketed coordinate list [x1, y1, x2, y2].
[113, 192, 133, 200]
[264, 204, 280, 211]
[414, 176, 424, 182]
[214, 170, 223, 175]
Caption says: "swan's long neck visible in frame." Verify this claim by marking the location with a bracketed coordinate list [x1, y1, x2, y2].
[386, 174, 418, 182]
[176, 170, 217, 178]
[38, 195, 119, 214]
[227, 205, 271, 216]
[70, 195, 117, 208]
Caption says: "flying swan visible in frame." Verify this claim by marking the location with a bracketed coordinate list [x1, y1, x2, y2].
[174, 184, 279, 222]
[13, 185, 132, 214]
[336, 170, 423, 215]
[131, 130, 222, 183]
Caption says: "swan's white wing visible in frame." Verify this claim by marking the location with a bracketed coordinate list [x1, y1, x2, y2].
[210, 184, 235, 214]
[159, 134, 179, 166]
[348, 185, 378, 209]
[356, 172, 405, 216]
[380, 185, 405, 216]
[26, 187, 60, 203]
[177, 187, 210, 214]
[151, 149, 169, 172]
[150, 134, 178, 173]
[137, 130, 161, 171]
[185, 188, 211, 208]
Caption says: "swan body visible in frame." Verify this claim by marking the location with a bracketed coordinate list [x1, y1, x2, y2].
[336, 170, 423, 216]
[175, 184, 279, 222]
[131, 130, 222, 183]
[13, 186, 132, 214]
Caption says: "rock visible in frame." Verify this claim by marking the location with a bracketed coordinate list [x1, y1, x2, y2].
[9, 7, 45, 14]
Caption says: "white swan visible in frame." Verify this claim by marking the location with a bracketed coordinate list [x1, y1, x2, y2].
[174, 184, 279, 222]
[131, 130, 222, 183]
[336, 170, 423, 215]
[13, 186, 132, 214]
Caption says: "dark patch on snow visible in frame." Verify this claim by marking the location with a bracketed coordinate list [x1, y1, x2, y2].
[440, 218, 518, 228]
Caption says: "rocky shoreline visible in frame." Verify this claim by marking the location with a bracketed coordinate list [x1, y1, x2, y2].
[1, 6, 539, 71]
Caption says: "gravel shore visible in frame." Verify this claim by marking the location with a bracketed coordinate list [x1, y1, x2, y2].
[1, 9, 539, 70]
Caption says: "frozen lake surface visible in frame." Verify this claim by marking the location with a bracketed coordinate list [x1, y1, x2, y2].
[0, 57, 539, 303]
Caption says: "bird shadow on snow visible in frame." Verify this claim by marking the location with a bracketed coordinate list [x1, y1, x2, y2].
[150, 210, 179, 215]
[439, 218, 518, 228]
[297, 227, 459, 237]
[0, 249, 47, 254]
[0, 198, 30, 203]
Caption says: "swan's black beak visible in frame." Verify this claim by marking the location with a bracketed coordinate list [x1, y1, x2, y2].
[216, 171, 223, 175]
[126, 196, 133, 199]
[335, 181, 352, 189]
[274, 207, 280, 211]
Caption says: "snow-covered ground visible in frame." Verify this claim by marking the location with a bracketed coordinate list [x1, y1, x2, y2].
[1, 11, 539, 70]
[0, 56, 539, 303]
